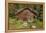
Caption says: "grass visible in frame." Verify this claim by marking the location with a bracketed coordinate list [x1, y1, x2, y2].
[8, 17, 43, 30]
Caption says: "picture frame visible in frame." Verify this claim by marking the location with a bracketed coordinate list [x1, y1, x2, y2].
[5, 0, 45, 33]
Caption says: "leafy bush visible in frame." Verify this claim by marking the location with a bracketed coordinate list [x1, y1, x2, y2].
[35, 20, 43, 29]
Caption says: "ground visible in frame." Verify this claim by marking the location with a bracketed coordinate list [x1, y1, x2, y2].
[8, 17, 43, 30]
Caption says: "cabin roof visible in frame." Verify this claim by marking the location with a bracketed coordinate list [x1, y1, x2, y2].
[15, 8, 38, 16]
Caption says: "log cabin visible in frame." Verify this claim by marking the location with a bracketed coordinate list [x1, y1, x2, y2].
[15, 8, 37, 22]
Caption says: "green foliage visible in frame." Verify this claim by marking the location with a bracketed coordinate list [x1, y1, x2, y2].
[36, 20, 43, 29]
[15, 19, 23, 29]
[9, 17, 43, 30]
